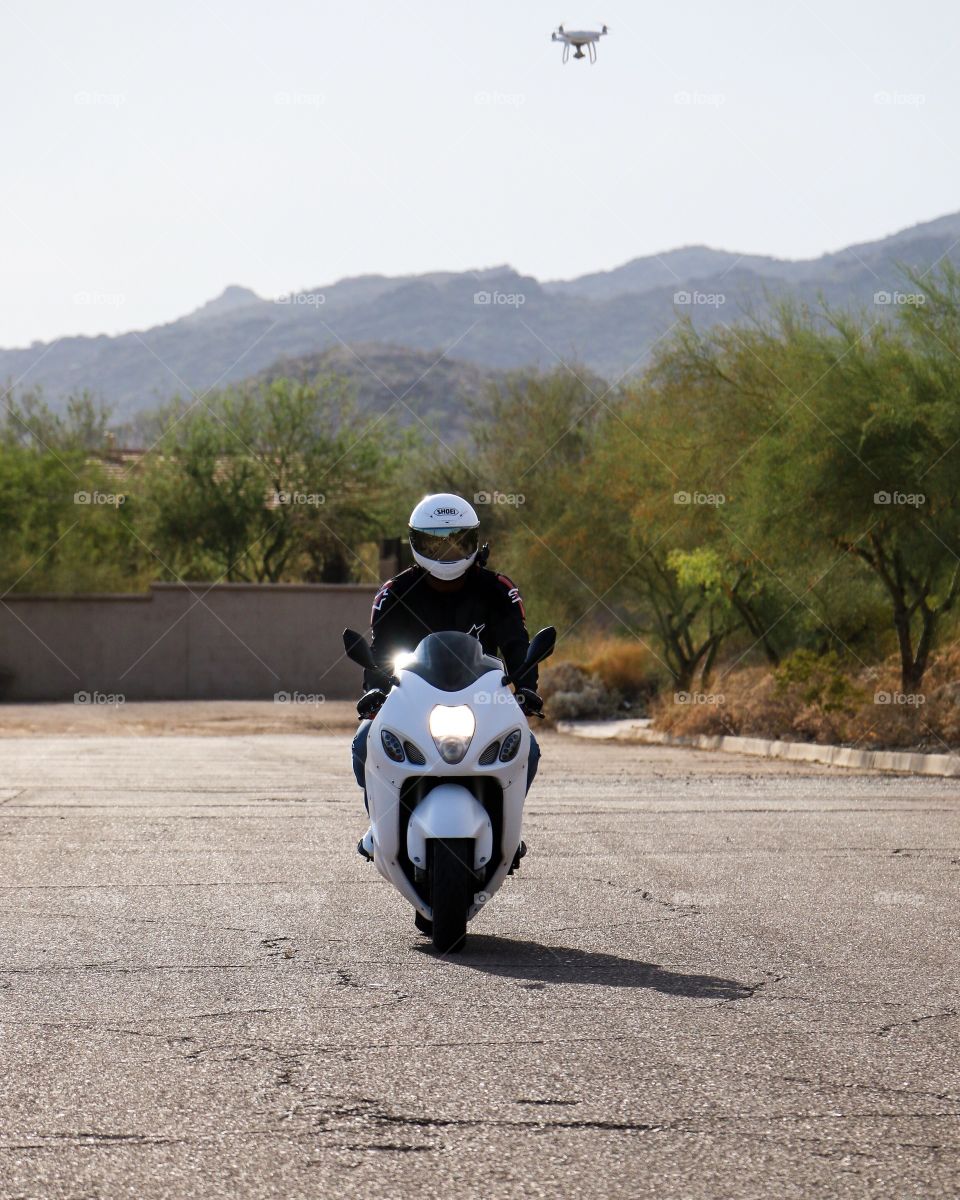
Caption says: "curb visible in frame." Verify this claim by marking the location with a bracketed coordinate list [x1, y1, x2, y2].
[555, 718, 960, 778]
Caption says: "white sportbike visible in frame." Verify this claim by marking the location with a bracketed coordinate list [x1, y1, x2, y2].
[344, 625, 556, 953]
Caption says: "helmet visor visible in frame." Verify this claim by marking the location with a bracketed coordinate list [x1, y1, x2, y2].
[409, 525, 479, 564]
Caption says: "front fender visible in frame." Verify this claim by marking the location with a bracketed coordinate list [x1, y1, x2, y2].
[406, 784, 493, 872]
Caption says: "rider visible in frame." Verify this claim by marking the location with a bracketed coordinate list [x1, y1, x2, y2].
[354, 492, 542, 859]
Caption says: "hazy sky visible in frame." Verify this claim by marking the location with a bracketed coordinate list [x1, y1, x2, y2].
[1, 0, 956, 345]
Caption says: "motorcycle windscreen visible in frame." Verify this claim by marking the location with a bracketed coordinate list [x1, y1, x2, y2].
[404, 631, 503, 692]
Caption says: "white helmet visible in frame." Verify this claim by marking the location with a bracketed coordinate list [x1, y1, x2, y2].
[408, 493, 480, 581]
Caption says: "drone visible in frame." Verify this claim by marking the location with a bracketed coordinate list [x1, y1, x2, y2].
[551, 23, 608, 63]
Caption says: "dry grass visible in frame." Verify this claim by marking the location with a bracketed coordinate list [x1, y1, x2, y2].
[579, 637, 664, 703]
[651, 644, 960, 751]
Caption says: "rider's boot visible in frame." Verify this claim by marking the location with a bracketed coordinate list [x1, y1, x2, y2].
[508, 840, 527, 875]
[357, 826, 374, 862]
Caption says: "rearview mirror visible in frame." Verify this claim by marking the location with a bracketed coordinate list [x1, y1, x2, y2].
[503, 625, 557, 687]
[343, 628, 376, 671]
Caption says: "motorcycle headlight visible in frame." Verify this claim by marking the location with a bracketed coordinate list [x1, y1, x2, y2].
[428, 704, 476, 764]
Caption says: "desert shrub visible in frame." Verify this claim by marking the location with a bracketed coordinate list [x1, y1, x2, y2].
[580, 637, 663, 705]
[539, 661, 620, 722]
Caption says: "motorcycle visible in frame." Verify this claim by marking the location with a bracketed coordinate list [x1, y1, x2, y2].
[343, 624, 556, 953]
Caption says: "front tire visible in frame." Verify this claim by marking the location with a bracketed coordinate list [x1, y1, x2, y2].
[429, 838, 475, 954]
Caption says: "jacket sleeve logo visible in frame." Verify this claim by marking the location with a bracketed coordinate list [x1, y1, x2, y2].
[497, 574, 526, 618]
[371, 582, 393, 621]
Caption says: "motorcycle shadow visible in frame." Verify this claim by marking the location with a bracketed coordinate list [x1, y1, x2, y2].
[420, 935, 752, 1000]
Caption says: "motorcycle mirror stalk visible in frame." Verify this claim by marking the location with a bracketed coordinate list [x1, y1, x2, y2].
[502, 626, 557, 688]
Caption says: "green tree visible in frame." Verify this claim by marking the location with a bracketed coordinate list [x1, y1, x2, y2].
[730, 297, 960, 692]
[0, 391, 147, 593]
[138, 377, 406, 583]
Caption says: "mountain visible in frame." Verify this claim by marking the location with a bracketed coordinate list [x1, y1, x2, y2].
[254, 344, 505, 439]
[4, 211, 960, 429]
[182, 284, 263, 323]
[542, 246, 792, 300]
[543, 211, 960, 300]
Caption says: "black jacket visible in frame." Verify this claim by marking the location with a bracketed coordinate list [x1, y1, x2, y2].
[364, 563, 536, 691]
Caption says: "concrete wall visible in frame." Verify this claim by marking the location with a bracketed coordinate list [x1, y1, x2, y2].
[0, 582, 378, 701]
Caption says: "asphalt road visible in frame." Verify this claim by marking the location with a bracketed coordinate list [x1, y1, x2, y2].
[0, 730, 958, 1199]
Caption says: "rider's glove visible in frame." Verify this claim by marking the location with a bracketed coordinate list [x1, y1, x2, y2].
[357, 688, 387, 720]
[516, 688, 544, 718]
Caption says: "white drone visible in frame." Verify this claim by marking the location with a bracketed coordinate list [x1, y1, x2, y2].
[551, 23, 608, 63]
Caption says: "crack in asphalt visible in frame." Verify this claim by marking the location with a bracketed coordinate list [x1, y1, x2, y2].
[338, 1142, 433, 1153]
[876, 1008, 959, 1037]
[252, 1089, 960, 1144]
[1, 1131, 179, 1149]
[3, 1112, 956, 1156]
[303, 1097, 669, 1135]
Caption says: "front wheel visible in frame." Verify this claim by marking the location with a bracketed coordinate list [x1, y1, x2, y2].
[429, 837, 475, 954]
